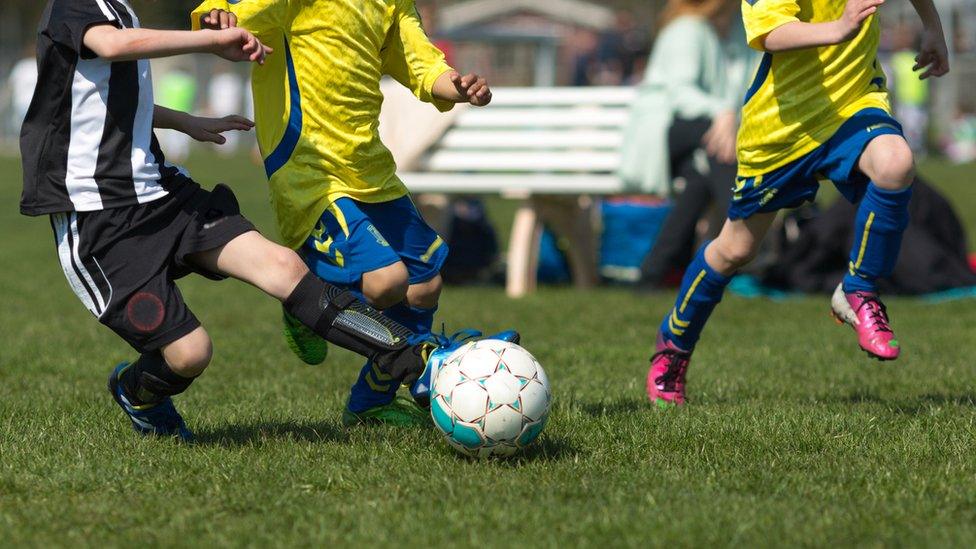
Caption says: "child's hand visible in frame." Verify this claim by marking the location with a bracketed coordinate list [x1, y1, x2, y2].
[201, 9, 238, 30]
[450, 72, 492, 106]
[182, 115, 255, 145]
[703, 110, 738, 165]
[914, 27, 950, 79]
[211, 27, 273, 65]
[838, 0, 884, 41]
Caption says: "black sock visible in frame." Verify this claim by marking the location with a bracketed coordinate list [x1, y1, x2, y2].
[121, 351, 196, 406]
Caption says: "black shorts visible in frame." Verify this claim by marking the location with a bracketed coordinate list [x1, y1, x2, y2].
[50, 176, 255, 353]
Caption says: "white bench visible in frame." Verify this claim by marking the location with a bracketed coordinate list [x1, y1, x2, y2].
[400, 86, 635, 297]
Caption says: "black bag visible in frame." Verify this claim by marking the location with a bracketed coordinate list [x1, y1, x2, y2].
[440, 199, 500, 285]
[762, 178, 976, 295]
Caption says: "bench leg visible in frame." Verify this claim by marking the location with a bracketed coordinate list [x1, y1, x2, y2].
[506, 201, 542, 298]
[538, 196, 599, 289]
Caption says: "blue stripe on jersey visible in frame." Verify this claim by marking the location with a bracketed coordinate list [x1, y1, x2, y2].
[743, 52, 773, 106]
[264, 38, 303, 179]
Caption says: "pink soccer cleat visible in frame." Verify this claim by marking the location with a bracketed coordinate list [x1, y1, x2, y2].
[646, 333, 691, 407]
[831, 283, 901, 361]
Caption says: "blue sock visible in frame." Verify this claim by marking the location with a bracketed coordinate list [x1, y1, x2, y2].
[346, 302, 437, 413]
[383, 303, 437, 337]
[843, 183, 913, 293]
[659, 243, 732, 352]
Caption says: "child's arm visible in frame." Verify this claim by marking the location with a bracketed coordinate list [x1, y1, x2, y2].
[154, 106, 255, 145]
[82, 24, 272, 64]
[382, 0, 485, 111]
[909, 0, 950, 79]
[191, 1, 285, 39]
[761, 0, 883, 52]
[432, 71, 492, 107]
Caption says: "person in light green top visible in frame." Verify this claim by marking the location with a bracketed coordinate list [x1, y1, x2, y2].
[620, 0, 754, 195]
[888, 24, 931, 155]
[618, 0, 759, 287]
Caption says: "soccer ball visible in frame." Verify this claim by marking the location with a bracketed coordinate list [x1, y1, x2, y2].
[430, 339, 551, 458]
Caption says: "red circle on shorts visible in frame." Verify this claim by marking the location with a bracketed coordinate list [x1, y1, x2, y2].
[127, 292, 165, 333]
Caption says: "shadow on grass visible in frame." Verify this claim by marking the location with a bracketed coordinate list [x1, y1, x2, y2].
[832, 391, 976, 415]
[517, 434, 583, 462]
[447, 434, 583, 464]
[578, 398, 646, 418]
[194, 420, 349, 447]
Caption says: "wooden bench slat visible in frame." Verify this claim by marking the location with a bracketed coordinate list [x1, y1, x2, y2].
[423, 150, 621, 172]
[455, 109, 630, 128]
[440, 130, 623, 150]
[400, 173, 625, 194]
[490, 87, 637, 106]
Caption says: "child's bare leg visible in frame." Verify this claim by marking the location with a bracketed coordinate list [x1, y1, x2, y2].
[407, 275, 443, 310]
[361, 263, 409, 310]
[187, 231, 430, 382]
[161, 327, 213, 378]
[858, 135, 915, 191]
[189, 230, 307, 300]
[705, 214, 778, 277]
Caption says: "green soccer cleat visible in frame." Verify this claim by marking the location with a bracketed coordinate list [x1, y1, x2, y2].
[282, 309, 329, 365]
[342, 395, 432, 428]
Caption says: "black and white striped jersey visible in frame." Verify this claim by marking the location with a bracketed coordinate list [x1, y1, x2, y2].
[20, 0, 184, 216]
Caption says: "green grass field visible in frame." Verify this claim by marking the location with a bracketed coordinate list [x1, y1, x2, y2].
[1, 152, 975, 547]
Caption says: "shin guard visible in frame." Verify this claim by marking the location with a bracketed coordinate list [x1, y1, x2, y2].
[283, 274, 428, 382]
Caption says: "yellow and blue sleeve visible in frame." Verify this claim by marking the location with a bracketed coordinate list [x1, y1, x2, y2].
[742, 0, 801, 50]
[382, 0, 455, 113]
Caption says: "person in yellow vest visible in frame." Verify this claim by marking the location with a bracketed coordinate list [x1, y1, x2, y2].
[889, 23, 931, 155]
[190, 2, 514, 426]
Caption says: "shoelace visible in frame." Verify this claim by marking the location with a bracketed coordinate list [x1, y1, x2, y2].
[855, 293, 893, 334]
[653, 350, 689, 391]
[430, 326, 483, 348]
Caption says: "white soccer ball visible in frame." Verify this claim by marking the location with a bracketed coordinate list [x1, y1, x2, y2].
[430, 339, 551, 458]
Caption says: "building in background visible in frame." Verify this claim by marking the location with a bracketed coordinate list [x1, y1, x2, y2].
[436, 0, 630, 86]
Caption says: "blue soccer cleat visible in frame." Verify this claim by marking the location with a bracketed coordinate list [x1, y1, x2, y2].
[409, 329, 522, 408]
[107, 362, 194, 442]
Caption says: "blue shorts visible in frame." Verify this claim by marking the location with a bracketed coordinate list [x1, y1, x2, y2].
[728, 108, 904, 220]
[300, 196, 449, 287]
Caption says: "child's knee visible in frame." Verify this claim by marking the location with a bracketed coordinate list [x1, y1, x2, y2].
[163, 328, 213, 377]
[712, 235, 758, 270]
[866, 138, 915, 190]
[270, 246, 309, 288]
[407, 275, 443, 309]
[362, 263, 409, 309]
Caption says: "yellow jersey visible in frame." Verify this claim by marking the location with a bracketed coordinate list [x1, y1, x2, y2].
[737, 0, 891, 176]
[191, 0, 454, 248]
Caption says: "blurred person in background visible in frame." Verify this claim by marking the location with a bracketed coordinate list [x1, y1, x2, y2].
[155, 65, 198, 162]
[571, 28, 601, 86]
[619, 0, 757, 288]
[207, 65, 245, 156]
[8, 43, 38, 131]
[574, 11, 650, 87]
[597, 10, 650, 84]
[887, 22, 930, 155]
